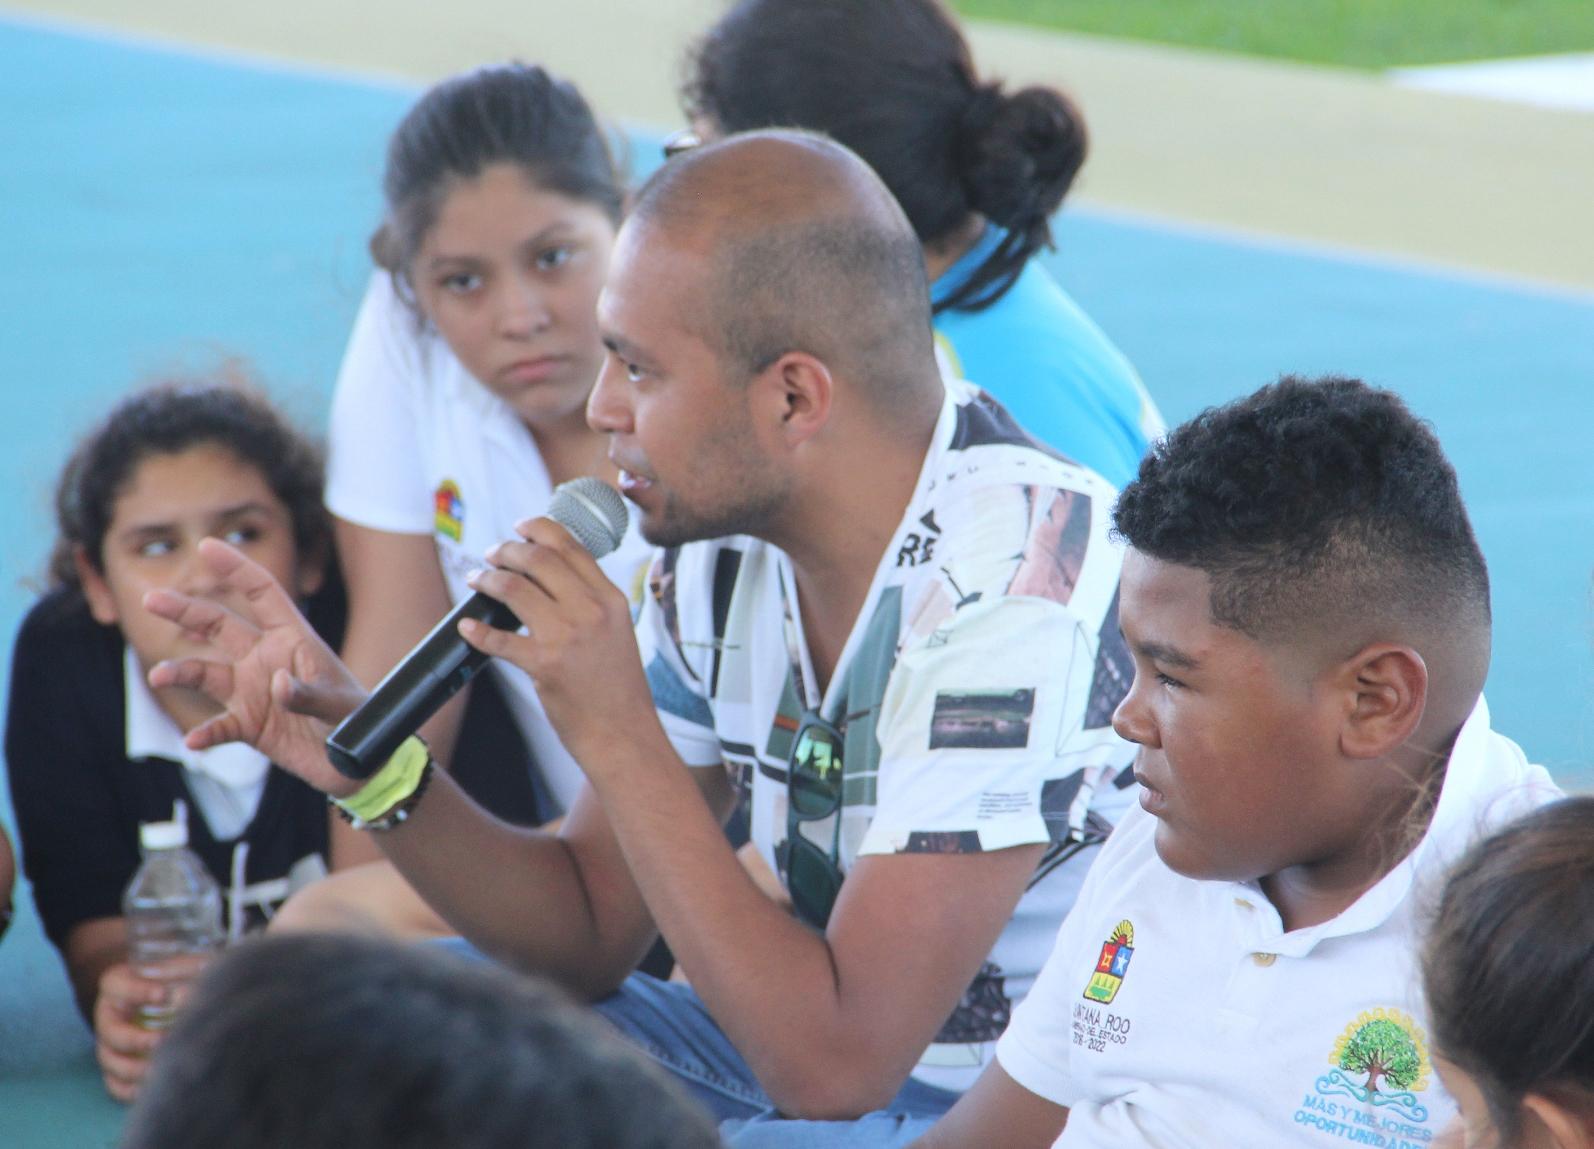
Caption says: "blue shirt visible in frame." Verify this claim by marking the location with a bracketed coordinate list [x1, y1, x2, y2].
[932, 226, 1163, 489]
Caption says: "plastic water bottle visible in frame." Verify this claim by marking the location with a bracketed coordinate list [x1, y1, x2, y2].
[122, 810, 223, 1029]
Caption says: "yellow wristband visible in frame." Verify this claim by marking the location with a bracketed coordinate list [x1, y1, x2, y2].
[334, 736, 430, 824]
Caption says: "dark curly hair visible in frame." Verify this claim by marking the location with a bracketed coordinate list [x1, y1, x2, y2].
[49, 373, 330, 602]
[682, 0, 1086, 315]
[122, 933, 721, 1149]
[1423, 797, 1594, 1140]
[1112, 375, 1490, 641]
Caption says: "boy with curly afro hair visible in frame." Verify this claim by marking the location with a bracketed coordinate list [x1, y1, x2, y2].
[920, 376, 1559, 1148]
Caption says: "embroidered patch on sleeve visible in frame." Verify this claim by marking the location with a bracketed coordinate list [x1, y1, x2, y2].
[929, 688, 1035, 749]
[1083, 920, 1135, 1004]
[433, 479, 464, 542]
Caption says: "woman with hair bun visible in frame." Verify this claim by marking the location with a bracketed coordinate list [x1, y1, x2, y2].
[681, 0, 1163, 488]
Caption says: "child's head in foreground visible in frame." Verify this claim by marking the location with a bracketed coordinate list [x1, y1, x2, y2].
[1109, 375, 1491, 889]
[1423, 796, 1594, 1149]
[120, 932, 721, 1149]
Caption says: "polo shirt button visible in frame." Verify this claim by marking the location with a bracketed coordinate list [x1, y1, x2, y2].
[1252, 952, 1277, 967]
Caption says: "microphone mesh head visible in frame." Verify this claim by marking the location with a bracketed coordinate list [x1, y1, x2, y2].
[547, 478, 629, 558]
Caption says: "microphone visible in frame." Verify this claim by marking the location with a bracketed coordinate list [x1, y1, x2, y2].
[325, 477, 630, 779]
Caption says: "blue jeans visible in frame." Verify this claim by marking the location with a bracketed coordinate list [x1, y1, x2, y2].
[592, 973, 956, 1148]
[434, 941, 955, 1146]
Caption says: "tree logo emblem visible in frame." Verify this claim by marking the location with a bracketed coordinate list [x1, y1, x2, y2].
[1082, 920, 1135, 1004]
[1314, 1008, 1432, 1123]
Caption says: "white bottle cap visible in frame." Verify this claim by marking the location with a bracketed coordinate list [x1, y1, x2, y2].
[139, 819, 189, 850]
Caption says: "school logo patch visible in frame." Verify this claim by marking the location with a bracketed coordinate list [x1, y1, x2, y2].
[434, 479, 464, 542]
[1316, 1008, 1433, 1123]
[1082, 920, 1134, 1004]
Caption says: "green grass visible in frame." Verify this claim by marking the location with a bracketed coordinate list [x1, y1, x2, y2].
[951, 0, 1594, 69]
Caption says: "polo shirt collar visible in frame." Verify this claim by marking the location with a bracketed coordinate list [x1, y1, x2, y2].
[1255, 696, 1534, 955]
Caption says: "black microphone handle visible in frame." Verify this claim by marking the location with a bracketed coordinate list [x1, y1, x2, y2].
[324, 592, 520, 779]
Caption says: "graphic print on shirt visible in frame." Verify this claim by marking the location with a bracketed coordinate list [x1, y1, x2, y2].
[1294, 1008, 1438, 1145]
[1084, 585, 1134, 729]
[946, 387, 1065, 461]
[1083, 919, 1135, 1004]
[895, 510, 942, 569]
[433, 479, 464, 542]
[930, 688, 1035, 749]
[636, 382, 1139, 1090]
[1072, 919, 1136, 1055]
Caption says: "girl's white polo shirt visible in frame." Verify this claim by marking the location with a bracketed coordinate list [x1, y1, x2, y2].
[997, 698, 1558, 1147]
[326, 276, 653, 813]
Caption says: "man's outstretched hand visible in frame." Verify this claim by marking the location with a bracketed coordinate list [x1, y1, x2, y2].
[144, 538, 370, 797]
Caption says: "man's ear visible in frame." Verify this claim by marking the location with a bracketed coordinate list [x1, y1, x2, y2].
[756, 351, 833, 449]
[73, 545, 120, 626]
[1521, 1092, 1594, 1149]
[1334, 643, 1427, 760]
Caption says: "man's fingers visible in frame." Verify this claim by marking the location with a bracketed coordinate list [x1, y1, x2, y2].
[147, 656, 235, 701]
[515, 517, 611, 585]
[182, 709, 249, 753]
[515, 515, 576, 545]
[273, 669, 365, 727]
[471, 545, 618, 635]
[489, 537, 592, 606]
[193, 538, 314, 633]
[458, 615, 524, 661]
[465, 565, 537, 620]
[148, 660, 252, 751]
[142, 589, 260, 662]
[142, 540, 310, 654]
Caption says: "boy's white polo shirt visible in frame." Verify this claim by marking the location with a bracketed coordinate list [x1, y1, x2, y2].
[997, 697, 1558, 1148]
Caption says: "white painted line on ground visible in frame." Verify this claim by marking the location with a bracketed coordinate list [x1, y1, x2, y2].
[1391, 52, 1594, 114]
